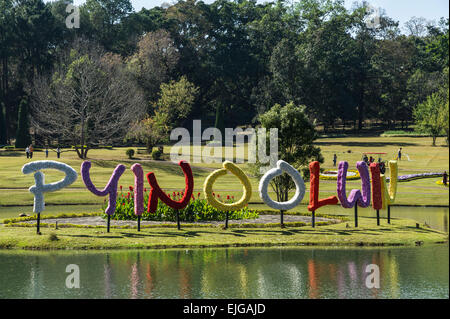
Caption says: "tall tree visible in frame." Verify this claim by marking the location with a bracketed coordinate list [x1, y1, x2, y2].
[127, 30, 180, 104]
[250, 102, 323, 202]
[83, 0, 133, 52]
[15, 98, 32, 148]
[30, 39, 146, 158]
[413, 91, 446, 146]
[0, 0, 15, 142]
[14, 0, 60, 81]
[0, 102, 6, 144]
[155, 76, 199, 129]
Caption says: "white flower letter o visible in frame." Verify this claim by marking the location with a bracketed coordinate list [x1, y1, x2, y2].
[258, 160, 305, 210]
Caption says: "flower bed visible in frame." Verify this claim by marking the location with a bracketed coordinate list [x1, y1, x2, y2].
[104, 186, 258, 222]
[436, 180, 449, 187]
[320, 169, 360, 180]
[387, 172, 443, 182]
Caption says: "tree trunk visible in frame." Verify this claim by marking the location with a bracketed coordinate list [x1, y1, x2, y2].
[146, 140, 154, 154]
[75, 147, 82, 159]
[80, 116, 86, 158]
[1, 56, 9, 141]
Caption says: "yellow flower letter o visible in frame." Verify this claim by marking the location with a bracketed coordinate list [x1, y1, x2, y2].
[203, 161, 252, 211]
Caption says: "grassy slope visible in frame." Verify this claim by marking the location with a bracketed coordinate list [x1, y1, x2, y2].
[0, 217, 446, 250]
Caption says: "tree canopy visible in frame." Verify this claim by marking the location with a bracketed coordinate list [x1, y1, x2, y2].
[0, 0, 448, 148]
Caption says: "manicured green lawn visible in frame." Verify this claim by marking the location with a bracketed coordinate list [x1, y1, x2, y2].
[0, 217, 446, 250]
[0, 136, 448, 216]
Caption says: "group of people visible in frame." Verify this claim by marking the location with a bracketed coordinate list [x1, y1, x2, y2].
[362, 154, 386, 174]
[25, 145, 34, 158]
[25, 146, 62, 159]
[332, 149, 448, 186]
[332, 152, 386, 174]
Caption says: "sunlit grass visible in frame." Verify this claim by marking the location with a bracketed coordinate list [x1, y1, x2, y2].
[0, 136, 448, 212]
[0, 217, 446, 250]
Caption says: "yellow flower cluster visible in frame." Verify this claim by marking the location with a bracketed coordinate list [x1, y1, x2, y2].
[380, 161, 398, 209]
[203, 161, 252, 211]
[319, 169, 360, 180]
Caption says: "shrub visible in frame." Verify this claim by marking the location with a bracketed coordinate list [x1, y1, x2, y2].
[126, 148, 135, 159]
[151, 148, 162, 160]
[48, 233, 59, 241]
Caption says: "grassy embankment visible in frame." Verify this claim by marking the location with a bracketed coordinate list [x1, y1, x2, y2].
[0, 216, 447, 250]
[0, 135, 448, 249]
[0, 135, 448, 217]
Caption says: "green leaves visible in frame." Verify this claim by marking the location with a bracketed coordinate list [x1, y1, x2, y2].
[103, 190, 258, 222]
[413, 78, 449, 146]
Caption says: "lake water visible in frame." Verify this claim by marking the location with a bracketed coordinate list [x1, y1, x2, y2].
[0, 205, 448, 299]
[0, 246, 447, 299]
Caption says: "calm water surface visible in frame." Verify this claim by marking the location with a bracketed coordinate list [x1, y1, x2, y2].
[0, 206, 448, 299]
[0, 245, 447, 299]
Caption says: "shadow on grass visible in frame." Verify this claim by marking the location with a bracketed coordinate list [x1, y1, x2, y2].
[315, 141, 417, 147]
[60, 229, 247, 240]
[0, 151, 23, 157]
[90, 159, 206, 177]
[231, 229, 296, 236]
[64, 234, 123, 239]
[53, 221, 441, 242]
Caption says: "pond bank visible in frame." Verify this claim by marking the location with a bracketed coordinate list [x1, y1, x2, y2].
[0, 216, 447, 250]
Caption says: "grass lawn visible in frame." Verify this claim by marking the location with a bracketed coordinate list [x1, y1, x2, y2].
[0, 135, 448, 218]
[0, 216, 447, 250]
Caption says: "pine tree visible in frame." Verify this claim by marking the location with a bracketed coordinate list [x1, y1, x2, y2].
[15, 98, 31, 148]
[214, 103, 225, 143]
[0, 102, 6, 145]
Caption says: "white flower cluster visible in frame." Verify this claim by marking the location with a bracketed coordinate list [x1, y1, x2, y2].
[258, 160, 305, 211]
[22, 161, 78, 213]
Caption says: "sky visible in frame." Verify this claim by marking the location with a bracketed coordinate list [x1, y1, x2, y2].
[67, 0, 449, 29]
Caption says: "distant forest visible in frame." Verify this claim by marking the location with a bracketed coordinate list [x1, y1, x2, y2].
[0, 0, 448, 147]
